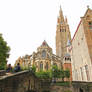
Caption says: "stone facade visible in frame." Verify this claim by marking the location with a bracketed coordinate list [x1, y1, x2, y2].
[15, 55, 31, 69]
[30, 40, 62, 71]
[71, 7, 92, 82]
[0, 70, 41, 92]
[15, 40, 62, 71]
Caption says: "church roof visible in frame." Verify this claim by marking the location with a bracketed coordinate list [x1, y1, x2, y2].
[64, 53, 70, 57]
[72, 20, 81, 42]
[72, 6, 92, 42]
[37, 40, 52, 52]
[84, 6, 92, 17]
[41, 40, 49, 47]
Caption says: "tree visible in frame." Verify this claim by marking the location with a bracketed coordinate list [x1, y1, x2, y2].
[65, 69, 70, 79]
[51, 65, 61, 83]
[31, 65, 36, 73]
[60, 70, 65, 81]
[52, 65, 59, 78]
[0, 34, 10, 70]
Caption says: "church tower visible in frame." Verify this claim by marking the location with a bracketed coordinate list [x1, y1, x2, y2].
[56, 6, 71, 59]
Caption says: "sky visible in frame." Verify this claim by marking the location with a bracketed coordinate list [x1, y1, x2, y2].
[0, 0, 92, 65]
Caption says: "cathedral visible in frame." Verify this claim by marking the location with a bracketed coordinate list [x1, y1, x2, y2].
[15, 6, 92, 82]
[15, 40, 62, 71]
[15, 6, 72, 81]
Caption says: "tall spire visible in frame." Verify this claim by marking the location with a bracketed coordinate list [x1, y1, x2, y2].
[59, 5, 64, 22]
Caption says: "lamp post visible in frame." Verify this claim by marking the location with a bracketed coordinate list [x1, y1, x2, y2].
[52, 68, 56, 83]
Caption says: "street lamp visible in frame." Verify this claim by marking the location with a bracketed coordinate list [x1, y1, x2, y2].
[52, 68, 56, 83]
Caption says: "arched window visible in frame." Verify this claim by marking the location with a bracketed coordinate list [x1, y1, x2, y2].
[46, 62, 48, 70]
[40, 62, 43, 71]
[42, 50, 46, 58]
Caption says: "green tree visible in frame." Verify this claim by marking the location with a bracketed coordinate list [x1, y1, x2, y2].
[31, 65, 36, 73]
[65, 69, 70, 79]
[60, 70, 65, 81]
[52, 65, 61, 79]
[0, 34, 10, 70]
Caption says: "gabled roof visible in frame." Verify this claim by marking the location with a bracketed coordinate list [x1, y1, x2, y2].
[72, 7, 92, 42]
[41, 40, 49, 47]
[64, 53, 70, 58]
[84, 7, 92, 17]
[71, 21, 82, 42]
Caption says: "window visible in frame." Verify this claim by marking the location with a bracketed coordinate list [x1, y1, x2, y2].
[75, 70, 78, 80]
[80, 67, 83, 80]
[40, 62, 43, 71]
[65, 57, 71, 61]
[46, 62, 48, 70]
[89, 22, 92, 25]
[60, 29, 66, 32]
[85, 65, 90, 81]
[88, 21, 92, 30]
[42, 50, 46, 58]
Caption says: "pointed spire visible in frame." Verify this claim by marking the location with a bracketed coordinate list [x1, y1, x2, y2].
[65, 16, 68, 23]
[59, 5, 64, 23]
[60, 5, 62, 12]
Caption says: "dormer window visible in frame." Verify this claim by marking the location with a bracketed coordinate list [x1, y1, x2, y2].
[88, 21, 92, 30]
[89, 22, 92, 25]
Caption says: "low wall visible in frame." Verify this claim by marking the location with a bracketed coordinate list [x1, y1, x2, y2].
[0, 72, 92, 92]
[0, 70, 41, 92]
[0, 70, 6, 76]
[40, 80, 92, 92]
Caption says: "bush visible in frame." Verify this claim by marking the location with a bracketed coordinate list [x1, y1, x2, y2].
[64, 69, 70, 79]
[64, 90, 72, 92]
[35, 71, 51, 79]
[31, 65, 36, 73]
[55, 81, 70, 86]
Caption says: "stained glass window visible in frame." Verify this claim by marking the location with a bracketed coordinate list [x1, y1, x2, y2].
[46, 62, 48, 70]
[42, 50, 46, 58]
[40, 62, 43, 70]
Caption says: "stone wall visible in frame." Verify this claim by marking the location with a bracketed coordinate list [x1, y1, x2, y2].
[0, 71, 92, 92]
[0, 70, 41, 92]
[40, 80, 92, 92]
